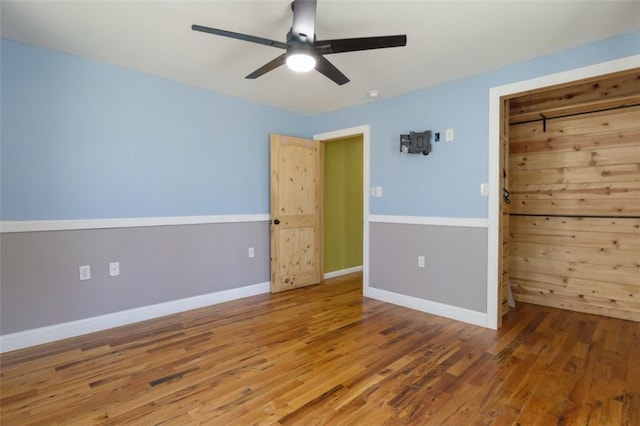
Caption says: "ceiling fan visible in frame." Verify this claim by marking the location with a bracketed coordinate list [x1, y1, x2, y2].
[192, 0, 407, 85]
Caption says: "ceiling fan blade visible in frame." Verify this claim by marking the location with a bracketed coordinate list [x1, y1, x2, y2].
[192, 24, 288, 49]
[245, 53, 287, 79]
[315, 35, 407, 54]
[291, 0, 317, 42]
[315, 55, 349, 86]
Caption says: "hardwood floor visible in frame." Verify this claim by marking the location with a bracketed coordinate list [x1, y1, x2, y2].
[1, 272, 638, 425]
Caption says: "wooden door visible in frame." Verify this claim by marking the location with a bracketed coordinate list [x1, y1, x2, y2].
[270, 134, 323, 293]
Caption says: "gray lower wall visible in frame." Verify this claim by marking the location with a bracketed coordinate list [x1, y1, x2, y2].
[0, 221, 270, 334]
[369, 223, 487, 313]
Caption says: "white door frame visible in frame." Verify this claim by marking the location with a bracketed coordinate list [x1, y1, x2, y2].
[486, 54, 640, 330]
[314, 125, 370, 291]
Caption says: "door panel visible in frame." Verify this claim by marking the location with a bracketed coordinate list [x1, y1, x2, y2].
[270, 134, 323, 293]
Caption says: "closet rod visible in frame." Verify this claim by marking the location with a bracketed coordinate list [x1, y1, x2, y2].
[509, 213, 640, 220]
[510, 102, 640, 127]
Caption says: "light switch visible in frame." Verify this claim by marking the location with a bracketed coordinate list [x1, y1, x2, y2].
[445, 128, 454, 142]
[375, 186, 383, 197]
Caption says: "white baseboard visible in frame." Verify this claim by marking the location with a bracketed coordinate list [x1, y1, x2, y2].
[364, 286, 489, 328]
[0, 281, 270, 353]
[1, 280, 489, 352]
[324, 265, 363, 280]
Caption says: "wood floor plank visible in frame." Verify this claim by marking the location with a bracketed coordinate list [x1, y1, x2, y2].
[1, 272, 638, 425]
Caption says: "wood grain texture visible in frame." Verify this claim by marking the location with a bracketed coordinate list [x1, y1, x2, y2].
[2, 273, 639, 425]
[510, 216, 640, 322]
[499, 97, 511, 322]
[509, 69, 640, 123]
[507, 87, 639, 321]
[509, 106, 640, 217]
[270, 134, 323, 293]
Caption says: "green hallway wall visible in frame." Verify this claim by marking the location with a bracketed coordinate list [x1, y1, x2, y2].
[324, 136, 363, 273]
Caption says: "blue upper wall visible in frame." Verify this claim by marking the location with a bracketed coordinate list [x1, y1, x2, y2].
[1, 39, 312, 220]
[314, 31, 640, 218]
[2, 33, 639, 221]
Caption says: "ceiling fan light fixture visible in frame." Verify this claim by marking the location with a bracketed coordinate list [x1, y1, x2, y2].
[286, 50, 316, 73]
[192, 0, 407, 84]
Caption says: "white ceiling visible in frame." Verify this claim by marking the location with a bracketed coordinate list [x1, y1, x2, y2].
[2, 1, 639, 115]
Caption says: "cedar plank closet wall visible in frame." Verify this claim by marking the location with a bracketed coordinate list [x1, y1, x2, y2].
[507, 69, 640, 322]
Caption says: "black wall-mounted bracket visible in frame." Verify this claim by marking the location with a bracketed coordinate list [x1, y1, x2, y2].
[400, 131, 432, 155]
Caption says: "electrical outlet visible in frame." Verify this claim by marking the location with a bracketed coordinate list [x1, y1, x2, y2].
[248, 247, 255, 258]
[79, 265, 91, 281]
[109, 262, 120, 277]
[418, 256, 425, 268]
[375, 186, 383, 197]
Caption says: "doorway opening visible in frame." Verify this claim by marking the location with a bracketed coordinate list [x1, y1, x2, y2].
[323, 135, 364, 279]
[314, 125, 370, 290]
[488, 55, 640, 329]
